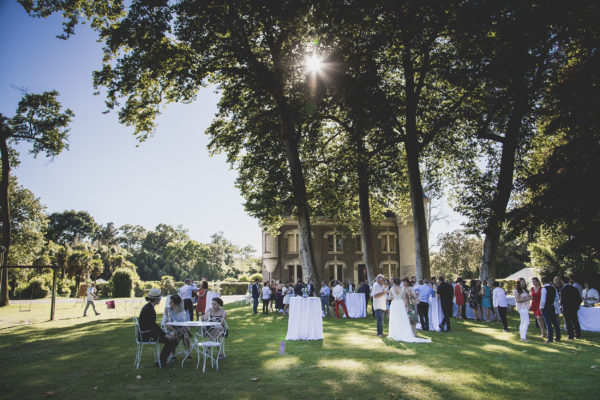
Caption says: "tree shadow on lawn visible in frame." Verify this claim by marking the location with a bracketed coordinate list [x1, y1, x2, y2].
[2, 302, 599, 400]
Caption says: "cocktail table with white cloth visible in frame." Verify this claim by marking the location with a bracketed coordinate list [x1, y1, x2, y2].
[205, 291, 221, 313]
[343, 293, 367, 318]
[166, 320, 222, 370]
[285, 297, 323, 340]
[578, 307, 600, 332]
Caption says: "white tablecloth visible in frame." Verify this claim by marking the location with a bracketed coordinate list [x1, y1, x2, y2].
[285, 297, 323, 340]
[453, 302, 476, 319]
[343, 293, 367, 318]
[578, 307, 600, 332]
[415, 297, 445, 331]
[205, 291, 220, 313]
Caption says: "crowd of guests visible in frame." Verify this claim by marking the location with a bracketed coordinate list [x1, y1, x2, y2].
[250, 274, 598, 343]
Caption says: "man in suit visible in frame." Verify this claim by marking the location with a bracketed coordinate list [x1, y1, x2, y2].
[294, 280, 305, 296]
[436, 277, 454, 332]
[138, 288, 178, 368]
[560, 278, 582, 339]
[251, 279, 260, 314]
[346, 280, 355, 293]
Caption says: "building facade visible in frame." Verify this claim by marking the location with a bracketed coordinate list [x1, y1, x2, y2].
[261, 215, 419, 284]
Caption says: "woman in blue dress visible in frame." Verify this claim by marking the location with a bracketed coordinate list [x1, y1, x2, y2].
[481, 280, 492, 322]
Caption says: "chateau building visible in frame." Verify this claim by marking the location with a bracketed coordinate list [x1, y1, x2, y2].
[261, 215, 421, 284]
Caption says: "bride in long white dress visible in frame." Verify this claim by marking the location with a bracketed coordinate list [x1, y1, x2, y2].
[388, 278, 431, 343]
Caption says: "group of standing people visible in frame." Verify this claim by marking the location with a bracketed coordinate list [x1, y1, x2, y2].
[178, 278, 211, 321]
[251, 279, 317, 315]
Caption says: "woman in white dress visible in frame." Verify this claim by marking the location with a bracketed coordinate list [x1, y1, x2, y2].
[388, 278, 431, 343]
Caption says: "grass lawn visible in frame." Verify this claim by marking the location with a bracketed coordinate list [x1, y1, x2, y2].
[1, 300, 599, 400]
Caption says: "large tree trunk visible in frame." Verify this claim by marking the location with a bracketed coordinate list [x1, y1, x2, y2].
[275, 99, 320, 287]
[0, 136, 11, 306]
[405, 141, 431, 280]
[479, 101, 524, 282]
[402, 56, 431, 280]
[353, 132, 376, 283]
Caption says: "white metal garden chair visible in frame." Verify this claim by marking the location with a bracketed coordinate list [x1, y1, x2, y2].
[193, 320, 228, 372]
[133, 317, 162, 369]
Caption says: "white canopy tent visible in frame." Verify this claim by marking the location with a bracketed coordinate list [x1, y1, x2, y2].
[502, 267, 539, 285]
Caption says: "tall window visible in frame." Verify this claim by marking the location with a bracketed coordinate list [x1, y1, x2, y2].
[287, 232, 300, 253]
[327, 263, 344, 282]
[288, 264, 303, 283]
[356, 264, 367, 283]
[355, 235, 362, 253]
[264, 233, 271, 253]
[381, 232, 396, 253]
[327, 233, 343, 253]
[381, 262, 399, 279]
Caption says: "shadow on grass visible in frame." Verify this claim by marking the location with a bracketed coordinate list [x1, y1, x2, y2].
[1, 301, 599, 400]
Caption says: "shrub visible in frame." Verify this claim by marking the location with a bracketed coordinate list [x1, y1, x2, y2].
[238, 275, 250, 282]
[496, 279, 517, 293]
[18, 278, 49, 299]
[220, 282, 251, 295]
[249, 273, 263, 282]
[160, 275, 175, 296]
[133, 281, 145, 297]
[57, 278, 72, 297]
[111, 268, 135, 298]
[96, 283, 111, 298]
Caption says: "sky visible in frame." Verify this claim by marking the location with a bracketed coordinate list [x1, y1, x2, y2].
[0, 1, 465, 254]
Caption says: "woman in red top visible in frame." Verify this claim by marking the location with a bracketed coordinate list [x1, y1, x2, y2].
[195, 280, 209, 320]
[455, 278, 465, 320]
[529, 276, 547, 338]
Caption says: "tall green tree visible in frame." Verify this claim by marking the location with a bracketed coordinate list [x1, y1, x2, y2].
[447, 0, 564, 282]
[0, 90, 73, 306]
[46, 210, 99, 245]
[22, 0, 323, 285]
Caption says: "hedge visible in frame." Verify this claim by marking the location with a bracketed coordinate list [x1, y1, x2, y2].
[111, 268, 136, 298]
[96, 283, 111, 298]
[17, 278, 49, 299]
[219, 282, 250, 295]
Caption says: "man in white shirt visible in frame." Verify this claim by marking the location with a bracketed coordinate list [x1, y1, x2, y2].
[492, 281, 508, 331]
[83, 282, 100, 317]
[372, 275, 388, 336]
[332, 280, 350, 319]
[582, 282, 599, 307]
[179, 278, 197, 321]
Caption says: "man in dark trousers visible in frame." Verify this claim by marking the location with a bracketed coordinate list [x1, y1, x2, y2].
[251, 279, 260, 314]
[138, 288, 178, 368]
[436, 277, 454, 332]
[560, 278, 582, 339]
[540, 276, 561, 343]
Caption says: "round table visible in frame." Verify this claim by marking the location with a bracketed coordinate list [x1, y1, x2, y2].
[578, 307, 600, 332]
[285, 297, 323, 340]
[205, 291, 221, 313]
[343, 293, 367, 318]
[166, 320, 222, 368]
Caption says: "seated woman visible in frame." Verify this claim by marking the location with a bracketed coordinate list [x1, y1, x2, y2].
[201, 297, 227, 340]
[165, 294, 191, 361]
[138, 288, 178, 368]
